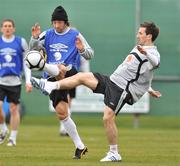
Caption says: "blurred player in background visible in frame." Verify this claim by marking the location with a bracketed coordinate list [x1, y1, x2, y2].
[29, 5, 94, 159]
[31, 21, 161, 162]
[0, 19, 32, 146]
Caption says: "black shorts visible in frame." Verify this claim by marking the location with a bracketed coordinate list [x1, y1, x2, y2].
[49, 67, 77, 108]
[65, 67, 77, 98]
[93, 73, 133, 115]
[0, 84, 21, 104]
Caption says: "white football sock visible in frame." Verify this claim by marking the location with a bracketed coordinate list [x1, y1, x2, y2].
[60, 107, 71, 133]
[43, 63, 60, 77]
[0, 122, 8, 133]
[43, 80, 60, 94]
[9, 130, 17, 142]
[32, 77, 60, 94]
[68, 108, 71, 116]
[110, 144, 118, 154]
[61, 116, 85, 149]
[60, 121, 66, 133]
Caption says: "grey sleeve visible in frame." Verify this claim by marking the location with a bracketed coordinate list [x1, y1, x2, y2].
[21, 38, 28, 55]
[146, 51, 160, 68]
[29, 31, 46, 51]
[78, 33, 94, 60]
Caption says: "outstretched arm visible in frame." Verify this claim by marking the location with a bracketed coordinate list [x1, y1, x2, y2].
[148, 87, 162, 98]
[29, 23, 45, 50]
[137, 45, 160, 68]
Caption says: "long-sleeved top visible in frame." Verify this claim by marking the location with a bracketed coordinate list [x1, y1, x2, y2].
[29, 27, 94, 72]
[110, 45, 160, 103]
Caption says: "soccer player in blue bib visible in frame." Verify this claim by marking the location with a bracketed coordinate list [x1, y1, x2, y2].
[0, 19, 32, 146]
[29, 6, 94, 159]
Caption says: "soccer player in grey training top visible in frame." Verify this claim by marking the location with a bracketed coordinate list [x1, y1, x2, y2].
[31, 21, 161, 162]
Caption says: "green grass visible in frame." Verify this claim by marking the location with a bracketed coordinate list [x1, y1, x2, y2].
[0, 114, 180, 166]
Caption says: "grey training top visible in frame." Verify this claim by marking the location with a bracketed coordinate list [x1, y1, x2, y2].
[110, 45, 160, 103]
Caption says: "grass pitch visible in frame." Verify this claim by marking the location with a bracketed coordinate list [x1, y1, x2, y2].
[0, 114, 180, 166]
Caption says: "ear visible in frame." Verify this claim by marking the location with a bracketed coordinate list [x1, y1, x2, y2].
[11, 27, 15, 34]
[147, 34, 152, 41]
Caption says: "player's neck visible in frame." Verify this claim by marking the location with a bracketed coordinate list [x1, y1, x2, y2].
[55, 25, 69, 33]
[144, 41, 154, 46]
[62, 26, 69, 33]
[3, 34, 14, 39]
[2, 34, 15, 42]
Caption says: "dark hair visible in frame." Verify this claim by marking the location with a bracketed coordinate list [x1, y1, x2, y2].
[140, 22, 159, 42]
[1, 19, 15, 27]
[51, 20, 70, 27]
[64, 21, 70, 26]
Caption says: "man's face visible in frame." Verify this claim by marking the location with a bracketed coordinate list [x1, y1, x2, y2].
[52, 20, 66, 33]
[136, 27, 151, 45]
[1, 21, 15, 37]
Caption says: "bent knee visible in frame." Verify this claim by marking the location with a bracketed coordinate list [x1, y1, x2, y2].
[55, 107, 68, 120]
[103, 116, 112, 123]
[57, 113, 68, 120]
[56, 108, 68, 120]
[55, 102, 69, 120]
[9, 103, 19, 112]
[103, 107, 115, 122]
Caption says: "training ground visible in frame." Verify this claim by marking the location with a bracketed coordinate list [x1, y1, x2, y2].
[0, 114, 180, 166]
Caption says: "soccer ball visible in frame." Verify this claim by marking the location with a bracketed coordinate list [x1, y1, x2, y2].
[24, 50, 45, 71]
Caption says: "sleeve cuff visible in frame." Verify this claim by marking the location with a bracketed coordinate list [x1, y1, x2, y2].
[148, 87, 153, 92]
[78, 48, 86, 54]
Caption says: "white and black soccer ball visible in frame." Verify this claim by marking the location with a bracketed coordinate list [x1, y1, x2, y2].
[24, 50, 45, 71]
